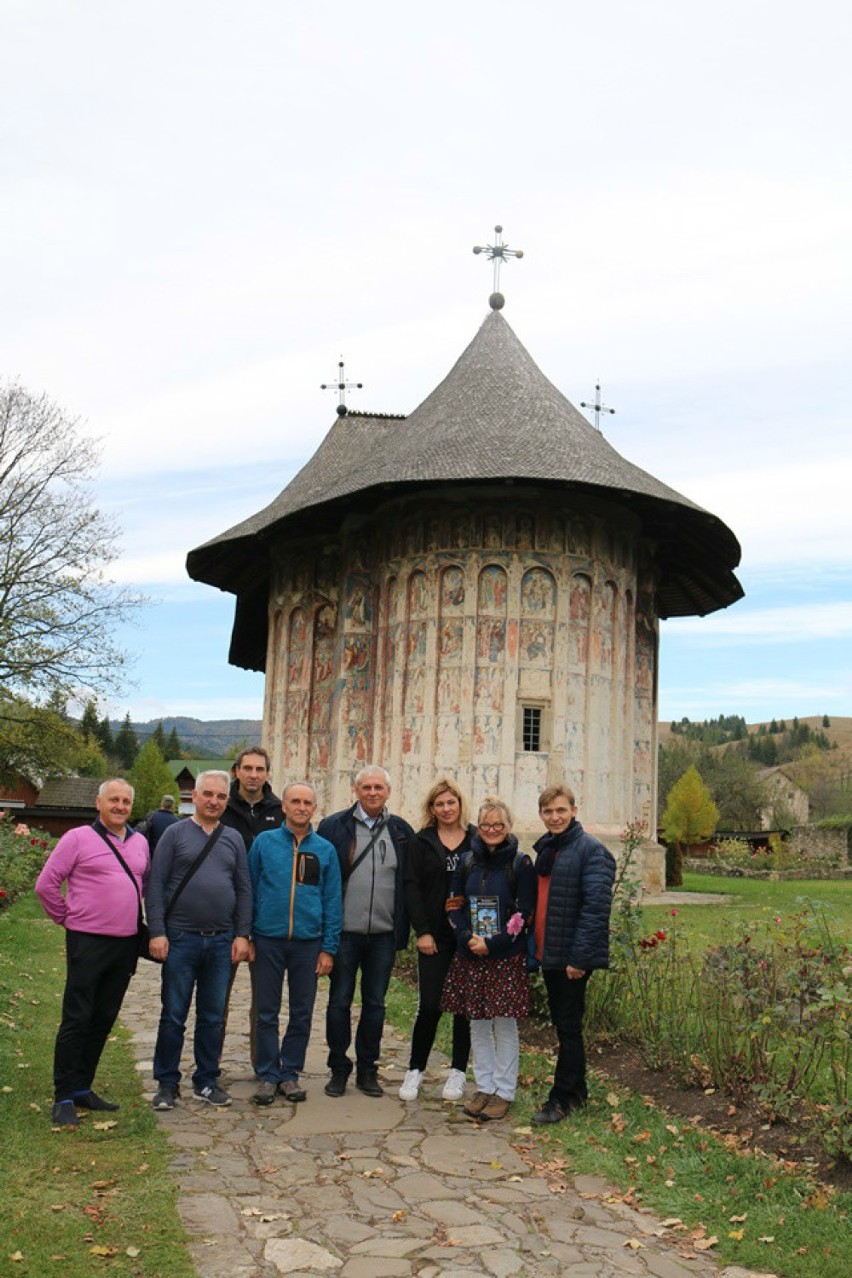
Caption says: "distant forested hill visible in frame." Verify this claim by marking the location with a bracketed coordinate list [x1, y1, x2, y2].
[112, 717, 263, 758]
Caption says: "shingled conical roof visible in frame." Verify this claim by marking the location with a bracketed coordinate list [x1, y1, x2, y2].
[187, 311, 742, 667]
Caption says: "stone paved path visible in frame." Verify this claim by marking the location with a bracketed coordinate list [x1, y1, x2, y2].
[121, 961, 768, 1278]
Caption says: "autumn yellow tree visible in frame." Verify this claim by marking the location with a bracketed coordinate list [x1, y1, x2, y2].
[661, 764, 719, 886]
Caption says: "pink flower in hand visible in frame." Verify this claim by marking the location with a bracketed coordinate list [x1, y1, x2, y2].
[506, 912, 524, 937]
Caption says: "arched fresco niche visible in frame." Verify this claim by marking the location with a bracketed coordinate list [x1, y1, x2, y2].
[519, 567, 556, 691]
[587, 581, 618, 818]
[308, 603, 336, 775]
[564, 573, 592, 777]
[473, 565, 507, 789]
[402, 570, 429, 757]
[434, 565, 465, 766]
[281, 607, 309, 774]
[378, 577, 399, 761]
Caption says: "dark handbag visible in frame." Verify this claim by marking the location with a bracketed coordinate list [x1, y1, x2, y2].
[136, 920, 154, 960]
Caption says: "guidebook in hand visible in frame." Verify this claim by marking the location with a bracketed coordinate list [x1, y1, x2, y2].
[470, 895, 501, 938]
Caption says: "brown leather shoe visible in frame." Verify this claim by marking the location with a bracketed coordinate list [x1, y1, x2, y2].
[480, 1095, 510, 1121]
[462, 1090, 494, 1117]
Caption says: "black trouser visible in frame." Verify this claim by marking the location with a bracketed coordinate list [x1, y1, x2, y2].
[409, 946, 470, 1073]
[221, 958, 257, 1067]
[542, 968, 592, 1108]
[54, 931, 137, 1101]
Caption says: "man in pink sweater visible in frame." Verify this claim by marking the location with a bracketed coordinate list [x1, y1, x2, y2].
[35, 778, 149, 1128]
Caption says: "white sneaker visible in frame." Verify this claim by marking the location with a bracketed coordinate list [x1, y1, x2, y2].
[442, 1068, 467, 1101]
[398, 1069, 424, 1101]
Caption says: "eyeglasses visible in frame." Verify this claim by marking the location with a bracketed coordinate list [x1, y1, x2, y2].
[479, 822, 506, 833]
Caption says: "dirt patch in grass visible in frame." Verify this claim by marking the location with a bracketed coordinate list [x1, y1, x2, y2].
[521, 1016, 851, 1190]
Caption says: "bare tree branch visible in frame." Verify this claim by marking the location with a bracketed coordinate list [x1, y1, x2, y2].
[0, 380, 145, 703]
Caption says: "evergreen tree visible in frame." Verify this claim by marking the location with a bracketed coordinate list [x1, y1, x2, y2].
[165, 725, 182, 759]
[823, 714, 831, 728]
[152, 721, 166, 752]
[128, 739, 179, 818]
[79, 698, 100, 741]
[114, 712, 139, 770]
[73, 734, 108, 778]
[96, 715, 114, 754]
[661, 765, 719, 887]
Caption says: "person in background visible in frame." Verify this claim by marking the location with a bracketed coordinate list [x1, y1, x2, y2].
[249, 782, 342, 1105]
[400, 778, 473, 1102]
[443, 797, 535, 1123]
[147, 771, 251, 1110]
[219, 746, 284, 1063]
[530, 783, 615, 1124]
[35, 778, 148, 1127]
[318, 765, 413, 1098]
[147, 794, 180, 852]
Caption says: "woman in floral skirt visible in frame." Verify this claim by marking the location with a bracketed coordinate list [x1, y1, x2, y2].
[442, 798, 536, 1121]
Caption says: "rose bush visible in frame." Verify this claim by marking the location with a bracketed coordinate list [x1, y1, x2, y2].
[0, 810, 52, 907]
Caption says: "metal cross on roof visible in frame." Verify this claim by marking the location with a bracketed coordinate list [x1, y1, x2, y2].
[472, 223, 524, 310]
[321, 359, 363, 417]
[580, 381, 616, 433]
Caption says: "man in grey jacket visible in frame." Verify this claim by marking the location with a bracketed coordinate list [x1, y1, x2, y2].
[318, 766, 413, 1098]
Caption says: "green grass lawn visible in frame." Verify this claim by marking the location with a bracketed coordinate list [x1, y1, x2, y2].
[0, 894, 194, 1278]
[642, 872, 852, 949]
[386, 872, 852, 1278]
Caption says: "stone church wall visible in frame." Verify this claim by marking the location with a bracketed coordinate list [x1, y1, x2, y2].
[262, 489, 664, 889]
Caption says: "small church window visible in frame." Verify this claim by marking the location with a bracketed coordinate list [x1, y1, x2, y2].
[522, 706, 542, 752]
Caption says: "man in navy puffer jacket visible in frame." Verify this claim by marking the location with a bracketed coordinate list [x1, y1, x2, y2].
[531, 783, 615, 1124]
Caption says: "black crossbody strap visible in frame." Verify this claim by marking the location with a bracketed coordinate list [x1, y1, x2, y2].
[92, 821, 144, 926]
[94, 820, 224, 921]
[344, 818, 387, 884]
[158, 824, 224, 920]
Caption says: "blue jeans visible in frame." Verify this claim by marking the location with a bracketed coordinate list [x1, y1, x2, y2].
[326, 931, 396, 1073]
[153, 930, 234, 1090]
[253, 934, 321, 1083]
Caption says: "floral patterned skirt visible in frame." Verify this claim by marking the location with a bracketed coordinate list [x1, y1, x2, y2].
[441, 952, 530, 1020]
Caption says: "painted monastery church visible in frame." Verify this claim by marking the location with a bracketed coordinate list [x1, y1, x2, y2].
[187, 304, 742, 887]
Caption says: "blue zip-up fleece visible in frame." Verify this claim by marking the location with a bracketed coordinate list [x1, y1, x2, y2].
[248, 824, 343, 955]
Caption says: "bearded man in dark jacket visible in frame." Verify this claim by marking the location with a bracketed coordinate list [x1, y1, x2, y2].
[219, 747, 284, 1063]
[530, 783, 615, 1125]
[220, 747, 283, 850]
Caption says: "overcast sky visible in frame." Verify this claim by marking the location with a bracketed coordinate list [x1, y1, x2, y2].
[3, 0, 850, 726]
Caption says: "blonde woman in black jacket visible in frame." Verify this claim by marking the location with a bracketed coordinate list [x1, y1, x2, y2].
[400, 779, 474, 1102]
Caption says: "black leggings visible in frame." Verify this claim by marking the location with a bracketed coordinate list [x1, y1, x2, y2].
[409, 947, 470, 1072]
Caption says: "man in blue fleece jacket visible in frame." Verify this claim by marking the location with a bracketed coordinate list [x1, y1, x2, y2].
[248, 782, 342, 1105]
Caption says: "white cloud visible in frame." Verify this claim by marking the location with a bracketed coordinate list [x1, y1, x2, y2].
[663, 601, 852, 643]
